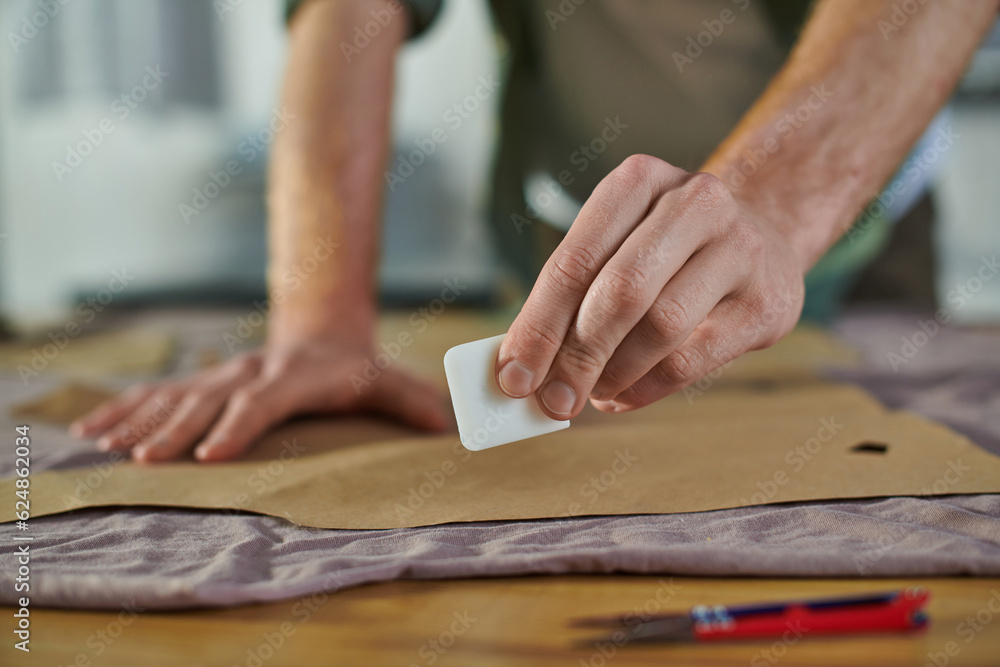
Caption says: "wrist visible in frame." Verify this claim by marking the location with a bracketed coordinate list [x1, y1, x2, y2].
[705, 163, 827, 279]
[736, 190, 813, 277]
[269, 299, 376, 350]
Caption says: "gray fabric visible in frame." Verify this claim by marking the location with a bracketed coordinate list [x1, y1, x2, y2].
[7, 497, 1000, 611]
[1, 307, 998, 611]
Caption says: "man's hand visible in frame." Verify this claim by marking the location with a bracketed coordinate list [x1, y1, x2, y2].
[70, 0, 428, 463]
[496, 155, 804, 418]
[70, 337, 448, 462]
[495, 0, 998, 418]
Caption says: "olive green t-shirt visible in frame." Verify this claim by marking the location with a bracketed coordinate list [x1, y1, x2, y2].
[286, 0, 821, 285]
[487, 0, 808, 281]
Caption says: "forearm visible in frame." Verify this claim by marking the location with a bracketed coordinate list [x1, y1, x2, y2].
[702, 0, 998, 275]
[268, 0, 405, 346]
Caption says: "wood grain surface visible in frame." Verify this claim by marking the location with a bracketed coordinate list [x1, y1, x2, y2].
[5, 576, 1000, 666]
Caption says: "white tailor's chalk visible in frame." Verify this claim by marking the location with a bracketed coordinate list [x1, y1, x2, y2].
[444, 333, 570, 451]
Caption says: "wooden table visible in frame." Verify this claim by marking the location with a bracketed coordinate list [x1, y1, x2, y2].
[5, 576, 999, 666]
[3, 316, 997, 665]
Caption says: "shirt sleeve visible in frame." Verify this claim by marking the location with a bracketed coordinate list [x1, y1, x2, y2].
[284, 0, 443, 39]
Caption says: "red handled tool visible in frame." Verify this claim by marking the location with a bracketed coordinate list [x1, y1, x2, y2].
[574, 587, 929, 644]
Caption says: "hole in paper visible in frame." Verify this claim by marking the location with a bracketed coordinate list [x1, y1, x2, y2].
[850, 442, 889, 454]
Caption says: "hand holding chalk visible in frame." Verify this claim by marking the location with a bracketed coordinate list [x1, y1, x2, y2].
[444, 334, 570, 451]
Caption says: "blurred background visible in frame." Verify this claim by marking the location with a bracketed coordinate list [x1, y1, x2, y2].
[0, 0, 997, 333]
[0, 0, 501, 330]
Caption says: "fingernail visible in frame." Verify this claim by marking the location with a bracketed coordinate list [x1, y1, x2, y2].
[498, 360, 534, 397]
[194, 445, 215, 461]
[96, 437, 112, 451]
[69, 422, 85, 438]
[195, 438, 221, 460]
[540, 381, 575, 417]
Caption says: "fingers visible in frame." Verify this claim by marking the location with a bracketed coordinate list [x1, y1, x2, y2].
[590, 242, 751, 401]
[530, 175, 733, 418]
[70, 383, 159, 439]
[193, 375, 296, 462]
[366, 367, 449, 431]
[131, 357, 262, 463]
[497, 155, 687, 399]
[591, 295, 762, 412]
[94, 385, 187, 452]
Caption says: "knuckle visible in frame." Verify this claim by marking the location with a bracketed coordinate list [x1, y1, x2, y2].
[594, 363, 629, 397]
[597, 266, 647, 312]
[681, 172, 732, 215]
[646, 295, 691, 341]
[558, 341, 605, 376]
[549, 245, 602, 293]
[660, 345, 704, 385]
[613, 154, 661, 191]
[518, 318, 564, 354]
